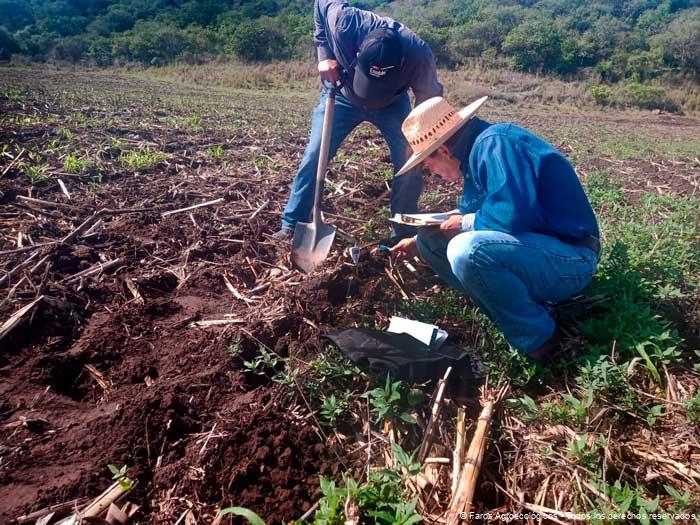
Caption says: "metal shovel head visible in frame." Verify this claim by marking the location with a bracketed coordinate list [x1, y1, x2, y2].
[291, 219, 336, 273]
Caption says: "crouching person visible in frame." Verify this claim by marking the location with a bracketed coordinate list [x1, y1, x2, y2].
[390, 96, 600, 362]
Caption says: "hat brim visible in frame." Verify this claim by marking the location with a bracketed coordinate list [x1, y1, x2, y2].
[396, 96, 489, 177]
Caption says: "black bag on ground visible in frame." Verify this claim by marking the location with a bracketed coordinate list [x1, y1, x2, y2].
[323, 328, 485, 387]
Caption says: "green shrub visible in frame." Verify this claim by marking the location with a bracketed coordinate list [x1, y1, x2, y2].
[502, 18, 563, 72]
[52, 36, 87, 62]
[616, 82, 671, 110]
[0, 26, 20, 60]
[228, 17, 291, 62]
[312, 444, 423, 524]
[590, 85, 613, 105]
[652, 14, 700, 76]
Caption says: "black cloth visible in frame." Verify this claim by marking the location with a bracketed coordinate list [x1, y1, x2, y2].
[323, 328, 485, 387]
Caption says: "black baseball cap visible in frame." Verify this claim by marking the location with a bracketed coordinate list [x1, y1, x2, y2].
[353, 27, 404, 104]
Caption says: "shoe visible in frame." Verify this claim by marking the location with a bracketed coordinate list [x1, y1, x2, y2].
[526, 327, 562, 363]
[271, 227, 294, 240]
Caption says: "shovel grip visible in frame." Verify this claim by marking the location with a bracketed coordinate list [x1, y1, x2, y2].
[321, 70, 345, 94]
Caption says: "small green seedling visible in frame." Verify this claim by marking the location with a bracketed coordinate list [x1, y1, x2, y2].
[243, 346, 279, 375]
[107, 464, 134, 491]
[64, 153, 88, 173]
[319, 393, 347, 426]
[25, 164, 50, 185]
[363, 374, 422, 425]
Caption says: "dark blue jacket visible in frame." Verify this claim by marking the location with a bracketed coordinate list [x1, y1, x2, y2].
[458, 118, 599, 242]
[314, 0, 442, 109]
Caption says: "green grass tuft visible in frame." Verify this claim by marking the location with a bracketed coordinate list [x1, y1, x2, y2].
[119, 148, 167, 170]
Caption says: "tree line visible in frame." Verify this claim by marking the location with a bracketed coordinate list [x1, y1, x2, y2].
[0, 0, 698, 82]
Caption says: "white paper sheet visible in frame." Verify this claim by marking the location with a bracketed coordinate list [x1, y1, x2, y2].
[387, 316, 448, 349]
[389, 209, 460, 226]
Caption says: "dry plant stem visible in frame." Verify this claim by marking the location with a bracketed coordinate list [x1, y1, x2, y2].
[223, 274, 255, 304]
[15, 497, 88, 523]
[490, 479, 586, 524]
[198, 422, 217, 455]
[62, 258, 121, 284]
[447, 401, 494, 524]
[190, 319, 245, 327]
[125, 277, 145, 305]
[298, 501, 320, 522]
[79, 481, 127, 518]
[105, 502, 128, 525]
[366, 396, 372, 483]
[12, 201, 62, 219]
[161, 197, 224, 217]
[383, 267, 409, 299]
[0, 295, 43, 342]
[16, 195, 77, 210]
[447, 382, 509, 524]
[61, 212, 103, 244]
[63, 206, 164, 244]
[0, 276, 26, 308]
[0, 250, 40, 287]
[425, 457, 451, 464]
[249, 199, 269, 219]
[322, 211, 367, 224]
[1, 205, 159, 258]
[628, 447, 700, 481]
[36, 261, 52, 296]
[344, 494, 360, 525]
[85, 364, 110, 391]
[57, 178, 71, 199]
[30, 253, 52, 275]
[0, 242, 56, 257]
[1, 147, 25, 177]
[418, 366, 452, 462]
[452, 407, 466, 495]
[120, 502, 139, 519]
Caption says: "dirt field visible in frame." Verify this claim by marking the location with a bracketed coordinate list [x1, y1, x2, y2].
[1, 67, 699, 524]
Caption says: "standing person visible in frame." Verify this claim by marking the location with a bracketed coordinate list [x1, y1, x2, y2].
[391, 96, 600, 361]
[273, 0, 443, 243]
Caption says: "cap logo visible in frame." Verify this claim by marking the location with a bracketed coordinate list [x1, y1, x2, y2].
[369, 65, 394, 78]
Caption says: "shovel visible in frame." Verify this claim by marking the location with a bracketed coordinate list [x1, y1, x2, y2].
[291, 83, 340, 273]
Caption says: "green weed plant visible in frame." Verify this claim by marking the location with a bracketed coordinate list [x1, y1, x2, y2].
[120, 148, 166, 170]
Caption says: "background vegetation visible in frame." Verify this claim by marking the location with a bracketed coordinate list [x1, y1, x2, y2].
[1, 0, 699, 81]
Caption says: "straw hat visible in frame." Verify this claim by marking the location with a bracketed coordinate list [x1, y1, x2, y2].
[396, 96, 488, 176]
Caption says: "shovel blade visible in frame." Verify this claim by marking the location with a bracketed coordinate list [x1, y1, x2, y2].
[291, 220, 337, 273]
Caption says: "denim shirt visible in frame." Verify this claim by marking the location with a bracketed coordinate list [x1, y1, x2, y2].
[457, 118, 600, 241]
[314, 0, 443, 109]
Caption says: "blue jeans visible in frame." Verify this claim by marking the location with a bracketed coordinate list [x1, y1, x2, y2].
[281, 90, 422, 238]
[417, 229, 599, 354]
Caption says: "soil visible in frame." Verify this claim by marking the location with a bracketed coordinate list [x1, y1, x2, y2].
[0, 194, 410, 523]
